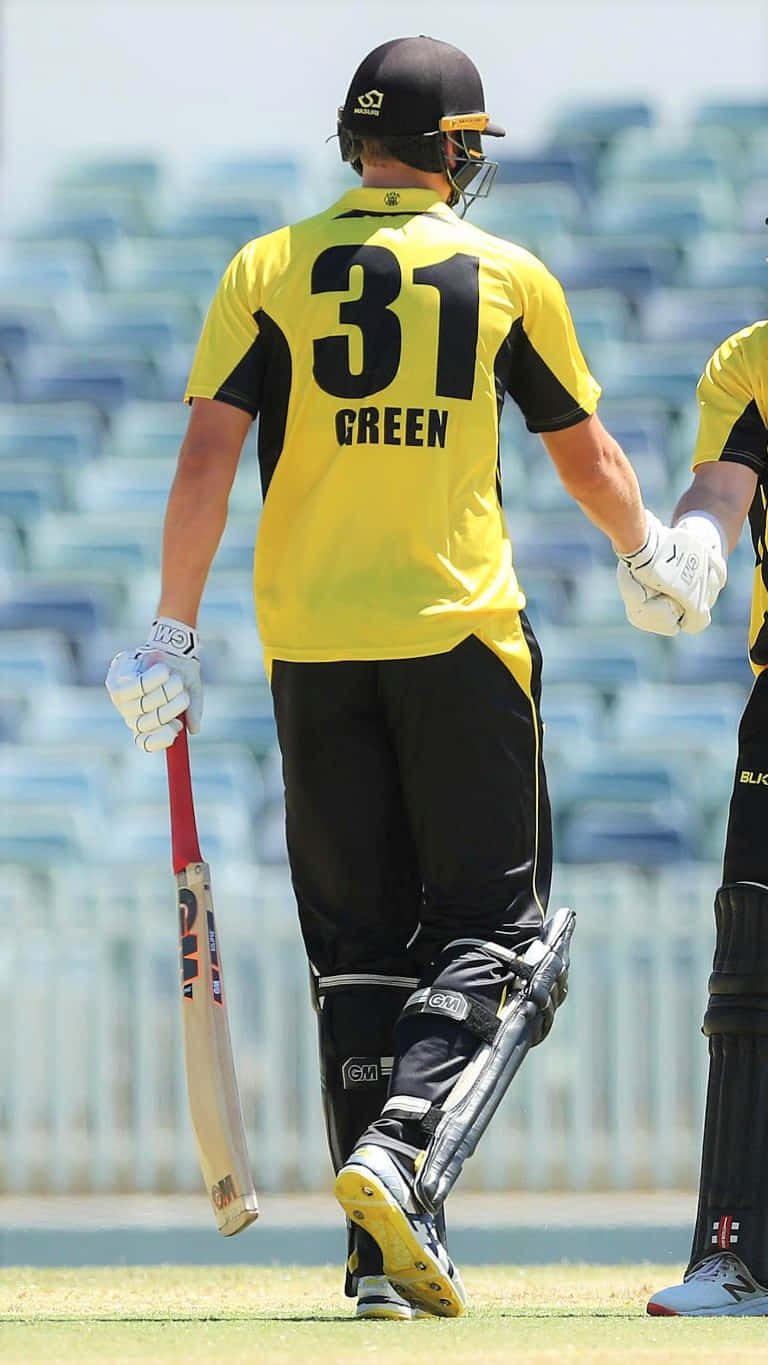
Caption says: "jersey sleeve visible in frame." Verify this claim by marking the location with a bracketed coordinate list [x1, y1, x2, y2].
[184, 248, 263, 416]
[693, 329, 768, 476]
[504, 255, 601, 432]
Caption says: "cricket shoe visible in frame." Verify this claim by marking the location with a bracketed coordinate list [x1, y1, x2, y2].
[335, 1144, 466, 1318]
[355, 1275, 431, 1320]
[647, 1253, 768, 1316]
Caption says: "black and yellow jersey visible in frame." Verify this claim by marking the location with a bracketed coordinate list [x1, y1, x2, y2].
[693, 321, 768, 674]
[185, 186, 600, 666]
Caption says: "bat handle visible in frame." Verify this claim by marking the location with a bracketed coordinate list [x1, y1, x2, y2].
[166, 723, 203, 873]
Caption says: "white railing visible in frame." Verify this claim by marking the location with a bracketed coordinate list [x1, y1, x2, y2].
[0, 860, 719, 1194]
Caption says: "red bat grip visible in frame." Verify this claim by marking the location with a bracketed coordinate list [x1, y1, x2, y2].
[166, 725, 202, 873]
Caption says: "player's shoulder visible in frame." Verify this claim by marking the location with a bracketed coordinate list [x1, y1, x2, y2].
[453, 216, 559, 290]
[702, 320, 768, 392]
[710, 318, 768, 365]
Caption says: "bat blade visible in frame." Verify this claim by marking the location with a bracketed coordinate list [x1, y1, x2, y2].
[176, 858, 258, 1234]
[167, 726, 258, 1236]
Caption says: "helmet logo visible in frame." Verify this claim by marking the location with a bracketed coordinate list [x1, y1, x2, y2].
[384, 191, 400, 206]
[354, 89, 384, 116]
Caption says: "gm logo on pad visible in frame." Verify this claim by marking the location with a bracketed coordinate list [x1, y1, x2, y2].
[342, 1057, 379, 1087]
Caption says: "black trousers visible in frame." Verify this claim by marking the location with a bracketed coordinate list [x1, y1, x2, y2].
[270, 626, 552, 978]
[723, 668, 768, 884]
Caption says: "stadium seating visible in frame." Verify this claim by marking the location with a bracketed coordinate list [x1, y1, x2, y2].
[0, 105, 763, 870]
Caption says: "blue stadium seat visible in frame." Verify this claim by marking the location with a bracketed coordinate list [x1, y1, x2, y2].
[714, 546, 754, 627]
[0, 804, 95, 865]
[537, 624, 666, 692]
[27, 511, 161, 574]
[73, 457, 174, 515]
[0, 630, 76, 686]
[199, 685, 277, 754]
[611, 682, 748, 752]
[0, 690, 27, 741]
[568, 288, 635, 345]
[539, 682, 605, 776]
[158, 192, 286, 244]
[153, 342, 197, 403]
[16, 187, 152, 246]
[471, 182, 587, 242]
[597, 398, 676, 459]
[196, 574, 258, 630]
[548, 100, 653, 147]
[493, 149, 596, 206]
[108, 400, 189, 458]
[558, 800, 698, 864]
[564, 565, 639, 628]
[69, 292, 203, 350]
[0, 238, 102, 294]
[196, 155, 303, 188]
[600, 129, 738, 188]
[0, 744, 113, 812]
[209, 519, 260, 572]
[556, 751, 687, 813]
[19, 685, 127, 746]
[0, 401, 104, 462]
[546, 234, 681, 299]
[0, 298, 62, 362]
[667, 626, 754, 686]
[693, 99, 768, 137]
[16, 343, 158, 412]
[738, 178, 768, 234]
[119, 744, 266, 819]
[639, 287, 765, 346]
[53, 156, 163, 194]
[592, 183, 737, 242]
[518, 568, 571, 628]
[0, 462, 70, 525]
[0, 579, 119, 633]
[105, 802, 254, 864]
[594, 341, 710, 405]
[514, 511, 612, 576]
[104, 236, 232, 295]
[684, 232, 768, 291]
[0, 517, 23, 571]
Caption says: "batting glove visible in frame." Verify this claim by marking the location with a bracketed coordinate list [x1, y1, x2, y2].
[105, 617, 202, 752]
[616, 510, 727, 635]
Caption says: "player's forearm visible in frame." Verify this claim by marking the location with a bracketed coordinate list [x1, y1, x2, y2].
[157, 449, 235, 626]
[672, 479, 750, 554]
[559, 441, 646, 553]
[541, 416, 647, 553]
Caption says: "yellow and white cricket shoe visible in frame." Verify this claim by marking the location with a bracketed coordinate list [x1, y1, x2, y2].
[647, 1253, 768, 1316]
[336, 1144, 466, 1318]
[355, 1275, 429, 1320]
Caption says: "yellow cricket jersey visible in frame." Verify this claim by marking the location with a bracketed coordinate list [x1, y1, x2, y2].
[185, 187, 600, 665]
[693, 321, 768, 674]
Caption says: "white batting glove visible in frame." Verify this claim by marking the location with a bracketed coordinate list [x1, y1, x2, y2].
[616, 565, 684, 635]
[616, 510, 727, 635]
[105, 617, 202, 752]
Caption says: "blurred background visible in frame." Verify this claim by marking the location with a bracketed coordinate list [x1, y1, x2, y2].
[1, 0, 768, 1229]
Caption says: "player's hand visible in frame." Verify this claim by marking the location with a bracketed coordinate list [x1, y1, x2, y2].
[617, 564, 684, 635]
[616, 510, 727, 634]
[105, 617, 202, 752]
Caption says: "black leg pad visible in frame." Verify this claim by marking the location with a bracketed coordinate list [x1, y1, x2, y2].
[690, 883, 768, 1282]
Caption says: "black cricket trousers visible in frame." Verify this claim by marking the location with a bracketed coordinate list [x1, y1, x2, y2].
[270, 623, 552, 979]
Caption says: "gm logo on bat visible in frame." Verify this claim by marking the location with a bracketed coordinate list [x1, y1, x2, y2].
[212, 1173, 237, 1208]
[179, 888, 200, 1000]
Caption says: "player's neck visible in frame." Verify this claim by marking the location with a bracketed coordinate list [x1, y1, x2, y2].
[360, 161, 451, 200]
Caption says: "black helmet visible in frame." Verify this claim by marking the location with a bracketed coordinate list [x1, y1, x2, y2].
[337, 36, 505, 210]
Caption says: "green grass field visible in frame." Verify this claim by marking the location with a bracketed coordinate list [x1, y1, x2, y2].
[1, 1265, 767, 1364]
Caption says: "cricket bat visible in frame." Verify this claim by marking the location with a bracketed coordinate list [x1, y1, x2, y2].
[166, 725, 259, 1235]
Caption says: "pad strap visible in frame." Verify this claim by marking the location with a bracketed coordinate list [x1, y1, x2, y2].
[400, 986, 502, 1044]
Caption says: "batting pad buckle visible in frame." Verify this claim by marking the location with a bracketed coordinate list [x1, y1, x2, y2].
[413, 906, 575, 1213]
